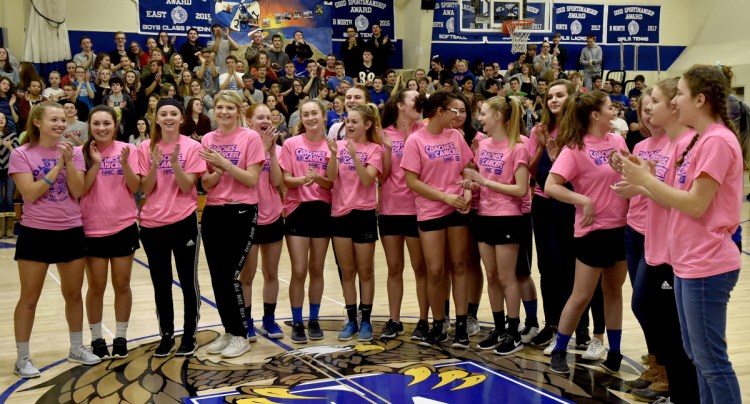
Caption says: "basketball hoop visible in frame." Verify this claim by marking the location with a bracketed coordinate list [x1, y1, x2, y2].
[502, 19, 534, 54]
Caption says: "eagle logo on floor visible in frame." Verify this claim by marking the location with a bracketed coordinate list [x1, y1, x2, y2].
[12, 320, 636, 403]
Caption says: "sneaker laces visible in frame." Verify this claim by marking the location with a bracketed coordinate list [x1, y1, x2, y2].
[17, 355, 37, 368]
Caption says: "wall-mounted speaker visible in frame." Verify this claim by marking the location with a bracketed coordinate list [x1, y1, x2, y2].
[421, 0, 437, 10]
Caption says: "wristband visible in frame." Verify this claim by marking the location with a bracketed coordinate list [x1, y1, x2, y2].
[42, 177, 54, 186]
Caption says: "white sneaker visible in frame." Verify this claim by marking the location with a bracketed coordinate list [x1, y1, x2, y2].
[206, 334, 232, 354]
[520, 325, 540, 344]
[14, 356, 40, 378]
[221, 336, 251, 358]
[68, 346, 102, 365]
[543, 333, 557, 356]
[467, 315, 480, 337]
[582, 337, 606, 360]
[443, 316, 451, 334]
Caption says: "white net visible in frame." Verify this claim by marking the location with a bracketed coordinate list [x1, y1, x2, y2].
[506, 21, 533, 54]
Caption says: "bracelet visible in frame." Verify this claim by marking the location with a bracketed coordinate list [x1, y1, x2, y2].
[42, 177, 54, 186]
[225, 164, 233, 172]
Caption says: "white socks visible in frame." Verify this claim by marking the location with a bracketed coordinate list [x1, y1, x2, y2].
[90, 323, 103, 340]
[16, 342, 30, 359]
[70, 331, 83, 351]
[115, 322, 128, 339]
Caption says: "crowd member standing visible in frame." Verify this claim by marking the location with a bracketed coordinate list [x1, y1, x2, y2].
[613, 79, 698, 402]
[610, 88, 667, 376]
[135, 98, 206, 357]
[466, 96, 528, 355]
[239, 104, 285, 340]
[378, 90, 428, 341]
[199, 91, 265, 358]
[526, 80, 589, 353]
[179, 28, 203, 71]
[620, 65, 742, 403]
[80, 106, 140, 359]
[545, 91, 628, 375]
[11, 101, 100, 378]
[0, 112, 18, 237]
[279, 99, 333, 344]
[401, 91, 474, 348]
[326, 104, 383, 342]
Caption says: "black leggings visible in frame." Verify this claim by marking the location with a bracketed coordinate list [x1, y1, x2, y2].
[201, 204, 258, 337]
[531, 196, 590, 329]
[647, 264, 699, 404]
[140, 212, 201, 339]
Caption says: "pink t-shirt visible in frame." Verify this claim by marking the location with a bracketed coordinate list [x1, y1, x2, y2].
[279, 134, 333, 216]
[667, 123, 742, 278]
[134, 136, 206, 228]
[379, 125, 420, 216]
[470, 132, 486, 211]
[519, 135, 532, 213]
[627, 135, 669, 234]
[473, 136, 528, 217]
[644, 130, 694, 266]
[331, 140, 383, 217]
[201, 127, 266, 206]
[527, 126, 558, 199]
[257, 145, 283, 225]
[550, 133, 628, 237]
[400, 127, 474, 222]
[80, 141, 138, 237]
[9, 143, 85, 230]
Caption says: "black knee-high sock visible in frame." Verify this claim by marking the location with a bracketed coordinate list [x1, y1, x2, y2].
[507, 317, 521, 339]
[361, 304, 373, 323]
[456, 315, 468, 335]
[468, 303, 480, 318]
[346, 304, 357, 323]
[444, 300, 451, 318]
[263, 303, 276, 318]
[492, 311, 505, 331]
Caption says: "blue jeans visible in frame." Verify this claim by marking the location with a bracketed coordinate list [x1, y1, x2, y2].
[674, 270, 742, 403]
[623, 225, 652, 352]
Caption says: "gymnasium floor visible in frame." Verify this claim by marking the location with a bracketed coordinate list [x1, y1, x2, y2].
[1, 197, 748, 403]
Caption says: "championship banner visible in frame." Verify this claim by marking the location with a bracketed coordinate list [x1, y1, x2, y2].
[331, 0, 394, 41]
[605, 5, 660, 43]
[431, 1, 485, 42]
[552, 3, 604, 42]
[138, 0, 213, 36]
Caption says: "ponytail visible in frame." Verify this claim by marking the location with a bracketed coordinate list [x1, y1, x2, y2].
[506, 96, 523, 149]
[557, 90, 609, 150]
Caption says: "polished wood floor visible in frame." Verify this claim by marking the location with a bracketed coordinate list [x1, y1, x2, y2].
[1, 196, 749, 403]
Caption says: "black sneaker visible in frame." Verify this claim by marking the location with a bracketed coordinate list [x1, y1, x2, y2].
[549, 349, 570, 374]
[154, 334, 175, 357]
[411, 320, 429, 340]
[91, 338, 110, 359]
[111, 337, 128, 358]
[380, 319, 402, 340]
[530, 324, 555, 346]
[307, 319, 324, 340]
[451, 331, 470, 349]
[477, 329, 504, 350]
[419, 325, 448, 347]
[495, 334, 523, 356]
[575, 327, 591, 349]
[291, 322, 308, 344]
[175, 336, 197, 356]
[601, 351, 623, 374]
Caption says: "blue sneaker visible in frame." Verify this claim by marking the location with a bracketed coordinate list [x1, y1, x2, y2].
[358, 322, 373, 342]
[261, 316, 285, 339]
[247, 318, 257, 342]
[338, 321, 359, 341]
